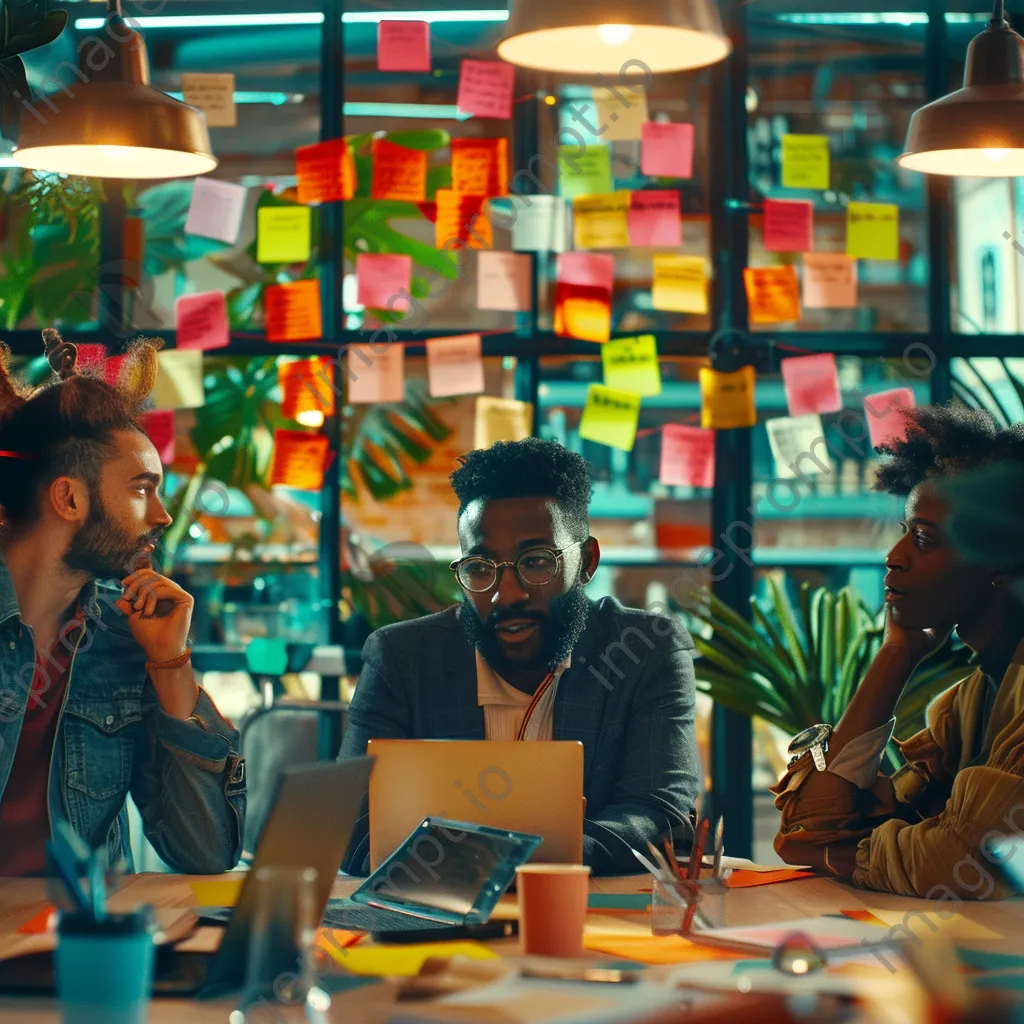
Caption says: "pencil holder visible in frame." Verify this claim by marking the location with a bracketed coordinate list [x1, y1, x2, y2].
[651, 876, 730, 935]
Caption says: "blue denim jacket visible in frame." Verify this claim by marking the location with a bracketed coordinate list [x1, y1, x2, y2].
[0, 558, 246, 873]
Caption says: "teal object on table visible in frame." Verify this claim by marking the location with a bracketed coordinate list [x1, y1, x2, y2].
[245, 637, 290, 676]
[587, 894, 652, 911]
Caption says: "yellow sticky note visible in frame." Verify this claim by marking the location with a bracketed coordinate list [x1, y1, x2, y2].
[602, 335, 661, 397]
[340, 941, 498, 977]
[474, 396, 533, 449]
[181, 72, 236, 127]
[152, 350, 205, 410]
[579, 384, 641, 451]
[781, 134, 830, 190]
[257, 206, 312, 264]
[573, 192, 631, 250]
[559, 145, 613, 199]
[846, 202, 899, 261]
[652, 254, 707, 314]
[700, 366, 756, 430]
[190, 879, 243, 906]
[594, 86, 649, 142]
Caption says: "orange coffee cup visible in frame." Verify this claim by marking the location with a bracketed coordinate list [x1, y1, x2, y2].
[515, 863, 591, 958]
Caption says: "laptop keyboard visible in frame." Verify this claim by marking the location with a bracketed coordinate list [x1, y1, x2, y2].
[322, 899, 456, 932]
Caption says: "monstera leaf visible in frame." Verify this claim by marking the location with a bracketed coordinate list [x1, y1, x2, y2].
[0, 1, 68, 142]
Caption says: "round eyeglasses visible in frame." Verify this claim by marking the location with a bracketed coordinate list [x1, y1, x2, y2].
[449, 544, 579, 593]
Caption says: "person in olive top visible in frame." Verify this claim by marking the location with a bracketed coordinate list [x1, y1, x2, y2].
[0, 330, 245, 876]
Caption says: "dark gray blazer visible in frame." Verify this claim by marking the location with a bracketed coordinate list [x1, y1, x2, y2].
[340, 596, 702, 875]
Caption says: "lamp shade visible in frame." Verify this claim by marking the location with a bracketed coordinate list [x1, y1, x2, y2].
[496, 0, 731, 75]
[898, 13, 1024, 177]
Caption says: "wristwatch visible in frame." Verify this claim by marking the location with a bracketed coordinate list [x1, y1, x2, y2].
[787, 723, 833, 771]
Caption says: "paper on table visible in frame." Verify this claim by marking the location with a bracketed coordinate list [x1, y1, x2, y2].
[181, 72, 236, 127]
[357, 252, 413, 310]
[279, 357, 335, 419]
[766, 414, 832, 479]
[847, 202, 899, 261]
[451, 138, 509, 197]
[296, 139, 356, 205]
[184, 178, 247, 244]
[436, 190, 492, 250]
[652, 254, 707, 314]
[744, 266, 800, 324]
[265, 279, 323, 342]
[864, 387, 916, 448]
[724, 869, 816, 889]
[175, 290, 230, 351]
[641, 122, 695, 179]
[191, 878, 244, 906]
[476, 250, 531, 312]
[702, 915, 894, 951]
[558, 145, 613, 199]
[371, 137, 428, 202]
[140, 410, 176, 465]
[341, 941, 498, 977]
[628, 190, 682, 248]
[507, 195, 570, 253]
[256, 205, 312, 264]
[602, 334, 661, 397]
[660, 424, 715, 488]
[803, 252, 857, 309]
[594, 86, 649, 142]
[475, 396, 533, 448]
[763, 198, 813, 253]
[584, 933, 745, 966]
[781, 134, 830, 190]
[377, 20, 431, 72]
[427, 334, 485, 397]
[152, 350, 205, 410]
[457, 59, 515, 119]
[700, 366, 756, 430]
[348, 344, 405, 404]
[269, 430, 330, 491]
[780, 352, 843, 417]
[579, 384, 641, 452]
[573, 192, 631, 250]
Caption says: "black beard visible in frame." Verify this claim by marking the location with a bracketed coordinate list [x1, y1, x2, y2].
[64, 497, 156, 580]
[459, 583, 591, 677]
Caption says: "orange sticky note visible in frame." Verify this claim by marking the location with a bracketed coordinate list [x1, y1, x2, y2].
[269, 430, 330, 491]
[724, 868, 816, 889]
[347, 344, 405, 404]
[18, 907, 56, 935]
[457, 59, 515, 119]
[377, 20, 431, 72]
[175, 290, 230, 351]
[700, 366, 756, 430]
[641, 122, 694, 178]
[426, 334, 485, 397]
[660, 424, 714, 488]
[744, 266, 800, 324]
[372, 138, 427, 202]
[279, 358, 336, 419]
[265, 279, 323, 342]
[435, 190, 492, 250]
[141, 409, 176, 464]
[476, 250, 531, 312]
[296, 139, 356, 205]
[864, 387, 915, 449]
[451, 138, 509, 197]
[357, 253, 412, 310]
[763, 198, 813, 253]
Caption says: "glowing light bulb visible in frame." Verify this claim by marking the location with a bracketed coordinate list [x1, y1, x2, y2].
[597, 23, 634, 46]
[296, 409, 325, 428]
[984, 148, 1009, 162]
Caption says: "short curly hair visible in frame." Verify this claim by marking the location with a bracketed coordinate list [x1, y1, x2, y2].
[450, 437, 593, 542]
[873, 402, 1024, 496]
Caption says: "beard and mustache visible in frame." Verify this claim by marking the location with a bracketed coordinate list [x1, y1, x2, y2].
[63, 494, 162, 581]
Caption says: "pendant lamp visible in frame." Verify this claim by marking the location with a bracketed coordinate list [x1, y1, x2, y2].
[14, 0, 217, 179]
[899, 0, 1024, 176]
[496, 0, 731, 75]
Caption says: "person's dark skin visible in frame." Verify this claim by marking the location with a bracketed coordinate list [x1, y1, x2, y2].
[456, 495, 600, 694]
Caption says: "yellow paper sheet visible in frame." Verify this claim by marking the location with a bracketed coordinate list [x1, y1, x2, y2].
[602, 334, 661, 397]
[584, 933, 745, 966]
[257, 206, 312, 264]
[338, 941, 498, 977]
[700, 365, 756, 430]
[846, 201, 899, 261]
[190, 878, 244, 906]
[781, 134, 830, 190]
[578, 384, 641, 452]
[652, 254, 708, 314]
[573, 192, 631, 250]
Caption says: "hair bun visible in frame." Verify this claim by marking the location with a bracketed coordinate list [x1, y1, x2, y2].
[42, 328, 79, 380]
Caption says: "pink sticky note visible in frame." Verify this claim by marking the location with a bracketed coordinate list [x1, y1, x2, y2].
[175, 291, 230, 351]
[377, 21, 431, 72]
[641, 122, 695, 179]
[864, 387, 916, 449]
[457, 59, 515, 119]
[781, 353, 842, 417]
[556, 252, 615, 292]
[628, 191, 682, 248]
[347, 343, 405, 404]
[427, 334, 485, 398]
[476, 251, 531, 312]
[141, 410, 176, 464]
[77, 345, 122, 384]
[764, 198, 813, 252]
[660, 424, 715, 488]
[803, 253, 857, 309]
[356, 254, 412, 311]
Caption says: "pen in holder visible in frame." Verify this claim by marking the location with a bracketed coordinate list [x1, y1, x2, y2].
[651, 875, 730, 936]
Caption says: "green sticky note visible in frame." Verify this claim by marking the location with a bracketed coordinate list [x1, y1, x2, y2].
[579, 384, 641, 452]
[781, 134, 830, 190]
[846, 201, 899, 261]
[257, 205, 312, 264]
[558, 145, 613, 199]
[588, 894, 652, 911]
[602, 335, 662, 397]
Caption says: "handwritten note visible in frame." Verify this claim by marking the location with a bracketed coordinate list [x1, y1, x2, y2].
[451, 138, 509, 197]
[781, 134, 830, 190]
[763, 198, 813, 252]
[744, 266, 800, 324]
[184, 178, 247, 244]
[371, 138, 427, 202]
[508, 195, 569, 253]
[475, 396, 533, 448]
[175, 291, 229, 351]
[377, 20, 431, 72]
[427, 334, 485, 397]
[594, 87, 649, 142]
[780, 353, 842, 417]
[181, 72, 236, 127]
[256, 206, 312, 264]
[864, 387, 915, 448]
[628, 191, 682, 248]
[269, 430, 330, 491]
[348, 344, 405, 404]
[140, 410, 176, 465]
[602, 335, 661, 397]
[457, 59, 515, 119]
[152, 350, 205, 410]
[265, 279, 323, 342]
[699, 366, 756, 430]
[435, 190, 492, 250]
[476, 250, 531, 311]
[296, 140, 355, 205]
[846, 202, 899, 261]
[641, 122, 695, 179]
[803, 252, 857, 308]
[579, 384, 641, 451]
[279, 358, 335, 419]
[558, 145, 613, 199]
[767, 414, 832, 479]
[573, 192, 631, 250]
[660, 424, 714, 488]
[357, 253, 412, 310]
[652, 255, 707, 314]
[557, 252, 616, 292]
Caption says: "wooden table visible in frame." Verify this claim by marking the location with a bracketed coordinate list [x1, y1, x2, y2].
[1, 872, 1022, 1023]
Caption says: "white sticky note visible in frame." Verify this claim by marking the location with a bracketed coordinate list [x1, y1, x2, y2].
[427, 334, 485, 397]
[151, 350, 205, 410]
[593, 86, 649, 142]
[181, 72, 236, 128]
[185, 178, 248, 244]
[765, 414, 833, 480]
[507, 196, 570, 253]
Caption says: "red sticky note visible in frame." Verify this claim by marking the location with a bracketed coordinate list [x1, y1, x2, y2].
[265, 279, 323, 342]
[270, 430, 330, 491]
[763, 198, 813, 253]
[628, 191, 682, 248]
[371, 138, 427, 202]
[557, 252, 615, 292]
[435, 190, 492, 250]
[451, 138, 509, 197]
[554, 252, 614, 343]
[641, 122, 695, 179]
[457, 59, 515, 119]
[357, 253, 412, 311]
[377, 21, 431, 72]
[296, 139, 356, 205]
[140, 409, 176, 464]
[864, 387, 915, 449]
[279, 358, 336, 419]
[660, 424, 715, 488]
[781, 353, 842, 417]
[175, 291, 230, 351]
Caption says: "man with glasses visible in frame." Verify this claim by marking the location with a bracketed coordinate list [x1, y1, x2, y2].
[340, 437, 701, 875]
